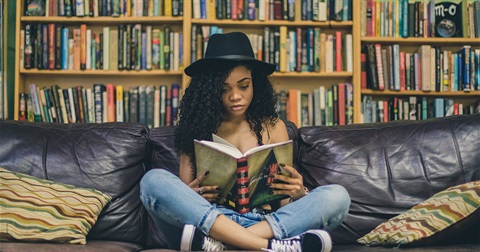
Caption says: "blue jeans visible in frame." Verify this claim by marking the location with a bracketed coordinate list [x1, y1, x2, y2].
[140, 169, 350, 249]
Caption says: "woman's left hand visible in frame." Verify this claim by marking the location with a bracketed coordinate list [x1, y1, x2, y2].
[269, 164, 307, 202]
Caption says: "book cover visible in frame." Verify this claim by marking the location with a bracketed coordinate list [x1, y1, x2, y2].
[435, 1, 463, 38]
[194, 134, 293, 213]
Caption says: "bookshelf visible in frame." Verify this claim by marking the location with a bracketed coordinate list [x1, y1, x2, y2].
[359, 0, 480, 122]
[12, 1, 479, 125]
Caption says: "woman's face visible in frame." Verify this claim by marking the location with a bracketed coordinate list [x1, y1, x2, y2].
[221, 65, 254, 119]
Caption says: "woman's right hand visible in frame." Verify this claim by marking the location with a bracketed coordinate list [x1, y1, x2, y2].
[188, 171, 220, 203]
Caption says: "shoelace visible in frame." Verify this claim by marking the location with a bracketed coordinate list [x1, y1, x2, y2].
[267, 238, 302, 252]
[202, 236, 226, 251]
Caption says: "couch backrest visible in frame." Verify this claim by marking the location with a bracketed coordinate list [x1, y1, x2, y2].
[0, 121, 150, 245]
[297, 114, 480, 244]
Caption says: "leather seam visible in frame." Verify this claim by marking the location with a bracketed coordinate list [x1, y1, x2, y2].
[447, 120, 466, 183]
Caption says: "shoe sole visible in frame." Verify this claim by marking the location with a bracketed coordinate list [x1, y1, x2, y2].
[309, 230, 332, 252]
[180, 224, 196, 251]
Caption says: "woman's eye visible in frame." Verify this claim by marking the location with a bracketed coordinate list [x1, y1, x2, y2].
[240, 85, 249, 90]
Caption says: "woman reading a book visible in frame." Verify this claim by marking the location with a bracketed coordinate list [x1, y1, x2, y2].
[140, 32, 350, 252]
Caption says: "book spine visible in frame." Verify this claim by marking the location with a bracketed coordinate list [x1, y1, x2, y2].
[129, 86, 139, 122]
[93, 84, 104, 123]
[116, 85, 124, 122]
[146, 85, 155, 128]
[42, 24, 48, 69]
[160, 85, 167, 126]
[55, 25, 62, 69]
[106, 84, 116, 122]
[103, 26, 110, 70]
[171, 83, 180, 126]
[51, 85, 63, 123]
[58, 88, 69, 123]
[28, 84, 42, 121]
[79, 24, 87, 70]
[236, 157, 250, 214]
[76, 86, 86, 123]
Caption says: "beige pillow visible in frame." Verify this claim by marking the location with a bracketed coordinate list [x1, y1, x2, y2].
[357, 181, 480, 247]
[0, 167, 111, 244]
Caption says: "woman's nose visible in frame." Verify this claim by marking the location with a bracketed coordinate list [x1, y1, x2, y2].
[229, 90, 241, 101]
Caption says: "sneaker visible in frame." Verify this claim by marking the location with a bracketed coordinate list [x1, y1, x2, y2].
[180, 224, 225, 251]
[267, 230, 332, 252]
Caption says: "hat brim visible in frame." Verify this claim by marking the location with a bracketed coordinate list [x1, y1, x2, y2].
[184, 58, 277, 77]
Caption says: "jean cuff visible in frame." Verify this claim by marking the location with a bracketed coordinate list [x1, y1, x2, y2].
[264, 212, 288, 239]
[198, 203, 223, 236]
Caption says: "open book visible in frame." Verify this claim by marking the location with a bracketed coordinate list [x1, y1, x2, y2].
[194, 134, 293, 213]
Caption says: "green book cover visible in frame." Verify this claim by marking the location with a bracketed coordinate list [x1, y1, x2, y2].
[194, 134, 293, 212]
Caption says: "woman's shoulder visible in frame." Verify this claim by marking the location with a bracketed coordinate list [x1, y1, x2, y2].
[264, 118, 289, 143]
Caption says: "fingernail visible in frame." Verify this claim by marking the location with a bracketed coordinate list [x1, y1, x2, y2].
[216, 187, 221, 191]
[269, 174, 275, 178]
[269, 190, 274, 195]
[205, 171, 210, 176]
[266, 183, 271, 186]
[279, 163, 285, 167]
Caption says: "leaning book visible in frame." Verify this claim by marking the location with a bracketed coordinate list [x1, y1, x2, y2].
[194, 134, 293, 214]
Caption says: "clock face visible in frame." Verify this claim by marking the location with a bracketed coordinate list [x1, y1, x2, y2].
[437, 19, 457, 38]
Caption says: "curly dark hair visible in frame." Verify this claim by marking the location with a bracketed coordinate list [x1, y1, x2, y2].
[174, 61, 279, 172]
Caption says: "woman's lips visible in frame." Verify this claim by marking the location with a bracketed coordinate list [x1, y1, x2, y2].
[231, 105, 244, 111]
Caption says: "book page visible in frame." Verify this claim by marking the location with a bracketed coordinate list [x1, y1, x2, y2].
[212, 133, 293, 157]
[195, 139, 243, 158]
[194, 140, 239, 204]
[244, 140, 293, 156]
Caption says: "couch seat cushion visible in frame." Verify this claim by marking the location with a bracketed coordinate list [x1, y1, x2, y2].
[0, 240, 143, 252]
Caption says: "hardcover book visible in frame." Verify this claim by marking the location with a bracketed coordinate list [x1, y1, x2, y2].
[435, 1, 463, 38]
[194, 135, 293, 214]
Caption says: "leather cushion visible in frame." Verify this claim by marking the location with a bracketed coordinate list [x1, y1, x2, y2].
[0, 121, 149, 245]
[297, 114, 480, 244]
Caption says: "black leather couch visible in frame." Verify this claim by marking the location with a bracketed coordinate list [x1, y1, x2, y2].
[0, 114, 479, 251]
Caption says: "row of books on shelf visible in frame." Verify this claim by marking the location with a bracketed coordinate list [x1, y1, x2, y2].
[278, 83, 354, 127]
[194, 0, 352, 21]
[25, 0, 183, 17]
[361, 95, 480, 123]
[19, 82, 354, 128]
[361, 44, 480, 92]
[361, 0, 480, 38]
[22, 23, 182, 71]
[192, 25, 352, 73]
[18, 83, 181, 128]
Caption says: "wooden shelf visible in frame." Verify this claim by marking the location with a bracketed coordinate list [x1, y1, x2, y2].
[192, 19, 353, 28]
[19, 69, 183, 76]
[21, 16, 183, 24]
[273, 72, 353, 77]
[361, 89, 480, 97]
[361, 36, 480, 45]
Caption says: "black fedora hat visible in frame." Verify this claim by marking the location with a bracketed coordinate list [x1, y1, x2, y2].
[184, 32, 276, 77]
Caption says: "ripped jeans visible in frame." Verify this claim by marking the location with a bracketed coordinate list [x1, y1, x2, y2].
[140, 169, 350, 249]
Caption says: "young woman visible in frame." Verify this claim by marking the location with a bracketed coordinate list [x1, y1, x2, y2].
[140, 32, 350, 252]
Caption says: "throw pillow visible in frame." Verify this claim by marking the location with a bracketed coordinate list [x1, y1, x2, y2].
[357, 180, 480, 247]
[0, 167, 112, 244]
